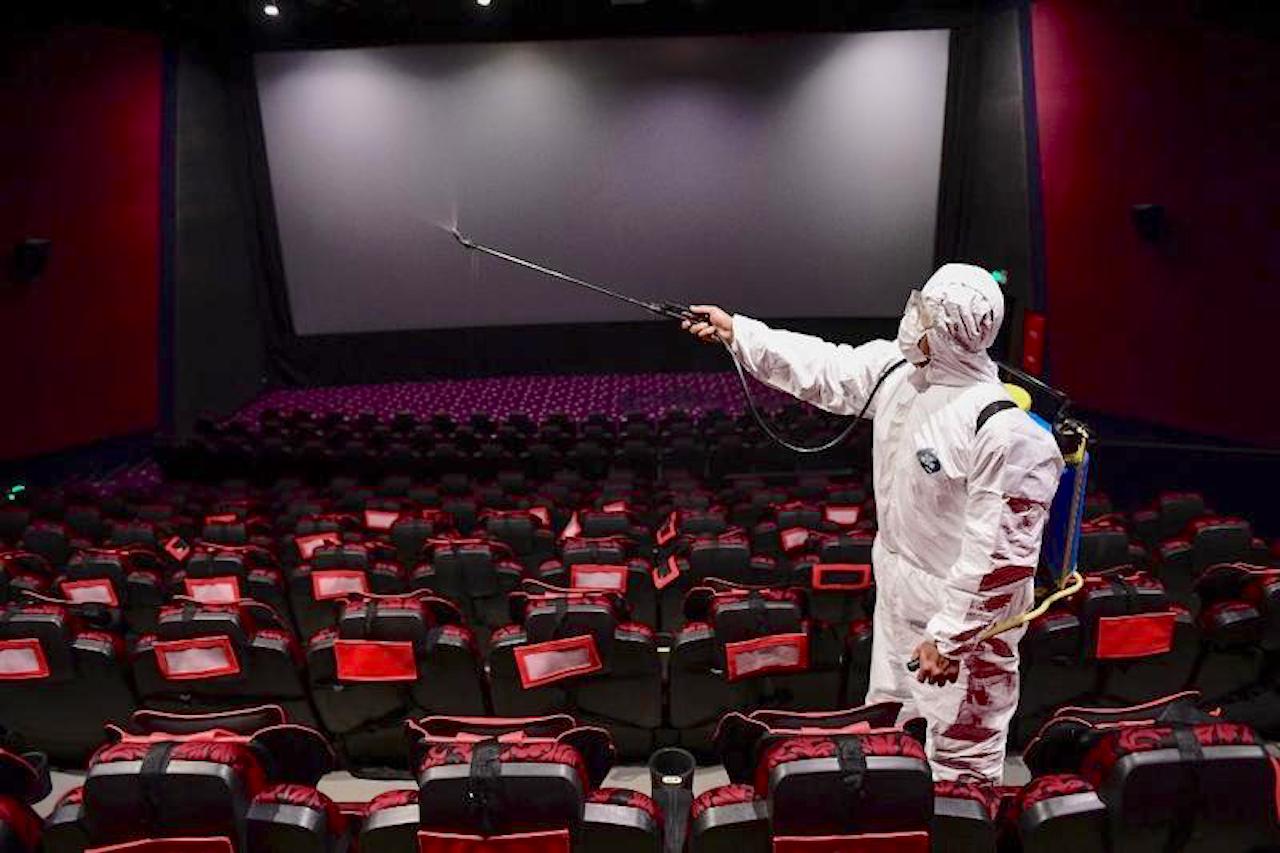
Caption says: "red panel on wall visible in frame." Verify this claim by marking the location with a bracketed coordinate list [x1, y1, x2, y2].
[0, 28, 162, 461]
[1021, 311, 1046, 376]
[1031, 1, 1280, 446]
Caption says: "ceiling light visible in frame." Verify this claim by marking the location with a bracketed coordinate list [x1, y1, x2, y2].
[263, 3, 281, 17]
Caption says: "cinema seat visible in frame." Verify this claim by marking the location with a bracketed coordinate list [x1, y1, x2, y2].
[42, 705, 343, 853]
[488, 583, 661, 759]
[1022, 692, 1280, 853]
[930, 780, 1000, 853]
[279, 514, 363, 568]
[538, 536, 657, 628]
[1076, 517, 1134, 571]
[19, 521, 73, 571]
[480, 508, 556, 572]
[108, 518, 170, 551]
[173, 542, 288, 615]
[412, 535, 524, 630]
[289, 542, 405, 639]
[306, 591, 487, 773]
[657, 531, 779, 629]
[654, 508, 730, 553]
[1159, 515, 1254, 600]
[0, 507, 32, 546]
[749, 502, 826, 558]
[1132, 491, 1208, 547]
[1012, 605, 1093, 747]
[1012, 774, 1107, 853]
[61, 545, 166, 633]
[0, 749, 49, 853]
[0, 550, 52, 602]
[388, 509, 455, 567]
[786, 530, 875, 626]
[360, 715, 658, 853]
[668, 581, 844, 756]
[132, 598, 316, 728]
[691, 704, 932, 853]
[0, 597, 135, 766]
[567, 508, 652, 552]
[1190, 563, 1280, 733]
[64, 503, 109, 543]
[1076, 568, 1198, 704]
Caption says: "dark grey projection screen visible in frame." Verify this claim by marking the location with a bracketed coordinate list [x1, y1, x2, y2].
[255, 31, 950, 335]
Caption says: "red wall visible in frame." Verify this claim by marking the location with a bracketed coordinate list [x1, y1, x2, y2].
[0, 28, 163, 461]
[1032, 0, 1280, 446]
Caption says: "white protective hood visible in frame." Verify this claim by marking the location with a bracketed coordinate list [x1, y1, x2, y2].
[913, 263, 1005, 387]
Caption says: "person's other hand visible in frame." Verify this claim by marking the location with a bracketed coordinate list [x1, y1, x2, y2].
[682, 305, 734, 345]
[913, 640, 960, 686]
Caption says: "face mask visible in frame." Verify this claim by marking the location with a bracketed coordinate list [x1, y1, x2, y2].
[897, 289, 935, 365]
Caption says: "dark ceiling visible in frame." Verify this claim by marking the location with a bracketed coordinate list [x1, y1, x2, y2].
[4, 0, 1273, 51]
[5, 0, 990, 50]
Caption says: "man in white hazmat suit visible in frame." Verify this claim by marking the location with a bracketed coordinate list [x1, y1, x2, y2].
[683, 263, 1064, 782]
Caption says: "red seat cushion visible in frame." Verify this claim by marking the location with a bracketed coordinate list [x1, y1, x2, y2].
[0, 797, 42, 851]
[1079, 722, 1260, 788]
[418, 742, 588, 792]
[1012, 774, 1100, 830]
[92, 740, 268, 799]
[1016, 774, 1095, 814]
[586, 788, 661, 825]
[368, 789, 418, 812]
[934, 780, 1000, 820]
[490, 625, 525, 645]
[757, 734, 927, 793]
[690, 784, 759, 821]
[253, 784, 347, 836]
[437, 624, 476, 650]
[57, 787, 85, 808]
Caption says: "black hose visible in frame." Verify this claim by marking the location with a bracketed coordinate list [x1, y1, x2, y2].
[722, 338, 907, 454]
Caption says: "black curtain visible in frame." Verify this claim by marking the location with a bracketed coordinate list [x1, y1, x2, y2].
[169, 45, 272, 434]
[933, 0, 1037, 364]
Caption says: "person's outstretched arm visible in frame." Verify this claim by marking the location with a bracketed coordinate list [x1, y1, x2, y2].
[684, 305, 903, 417]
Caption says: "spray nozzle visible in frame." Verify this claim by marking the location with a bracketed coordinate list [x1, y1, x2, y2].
[449, 227, 476, 249]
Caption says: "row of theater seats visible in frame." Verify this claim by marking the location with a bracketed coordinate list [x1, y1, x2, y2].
[1023, 488, 1280, 742]
[0, 468, 881, 774]
[2, 469, 1279, 772]
[2, 694, 1275, 853]
[0, 562, 873, 772]
[158, 405, 864, 482]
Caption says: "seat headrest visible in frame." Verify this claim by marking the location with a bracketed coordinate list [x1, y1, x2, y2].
[411, 715, 579, 740]
[0, 601, 80, 681]
[409, 719, 615, 790]
[714, 703, 905, 783]
[131, 704, 288, 736]
[1022, 690, 1213, 775]
[0, 750, 50, 804]
[157, 599, 285, 643]
[100, 722, 334, 787]
[1194, 563, 1279, 603]
[250, 724, 337, 786]
[683, 582, 807, 635]
[335, 591, 463, 646]
[509, 585, 627, 673]
[0, 550, 53, 579]
[313, 543, 371, 570]
[744, 704, 904, 733]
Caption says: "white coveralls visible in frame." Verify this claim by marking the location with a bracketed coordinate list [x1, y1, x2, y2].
[729, 264, 1063, 782]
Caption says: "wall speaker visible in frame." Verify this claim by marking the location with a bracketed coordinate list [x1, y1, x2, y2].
[1130, 204, 1166, 242]
[12, 238, 52, 283]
